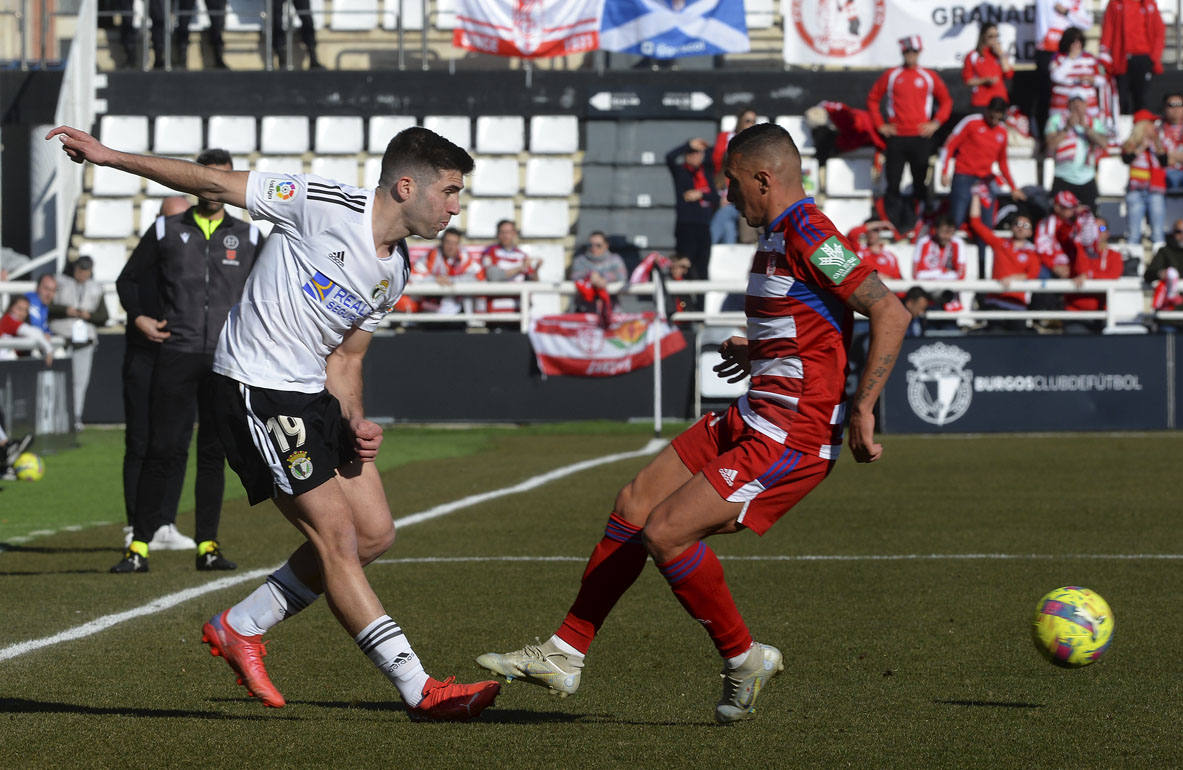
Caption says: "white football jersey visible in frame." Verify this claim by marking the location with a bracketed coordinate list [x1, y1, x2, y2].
[213, 172, 408, 392]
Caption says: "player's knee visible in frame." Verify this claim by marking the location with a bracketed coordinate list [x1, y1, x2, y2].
[358, 518, 395, 563]
[613, 481, 650, 527]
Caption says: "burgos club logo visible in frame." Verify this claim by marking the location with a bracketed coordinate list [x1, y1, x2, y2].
[906, 342, 973, 426]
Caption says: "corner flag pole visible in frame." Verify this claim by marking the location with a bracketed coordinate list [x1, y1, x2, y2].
[652, 270, 666, 439]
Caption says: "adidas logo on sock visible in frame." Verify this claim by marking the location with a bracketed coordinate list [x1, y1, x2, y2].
[718, 468, 738, 486]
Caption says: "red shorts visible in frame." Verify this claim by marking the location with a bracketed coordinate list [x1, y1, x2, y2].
[671, 404, 835, 535]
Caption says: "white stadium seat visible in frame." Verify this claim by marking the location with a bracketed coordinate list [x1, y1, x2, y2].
[1007, 158, 1039, 191]
[91, 165, 142, 196]
[383, 0, 424, 31]
[464, 198, 515, 239]
[704, 243, 755, 316]
[260, 116, 310, 154]
[152, 115, 203, 156]
[469, 157, 520, 197]
[434, 0, 459, 28]
[424, 116, 471, 150]
[315, 116, 365, 154]
[745, 0, 774, 28]
[524, 157, 575, 197]
[775, 115, 814, 155]
[254, 156, 305, 174]
[823, 197, 873, 235]
[523, 243, 566, 282]
[476, 116, 525, 155]
[78, 240, 129, 283]
[208, 115, 257, 154]
[99, 115, 149, 153]
[520, 199, 570, 238]
[138, 199, 164, 235]
[362, 156, 383, 188]
[310, 156, 361, 186]
[330, 0, 378, 30]
[368, 116, 417, 153]
[1096, 156, 1130, 197]
[84, 198, 135, 239]
[825, 157, 873, 196]
[530, 115, 579, 154]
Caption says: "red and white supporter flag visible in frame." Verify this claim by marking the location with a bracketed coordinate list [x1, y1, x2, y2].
[529, 312, 686, 377]
[454, 0, 601, 58]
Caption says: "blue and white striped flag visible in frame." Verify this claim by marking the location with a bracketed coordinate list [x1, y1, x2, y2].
[599, 0, 750, 58]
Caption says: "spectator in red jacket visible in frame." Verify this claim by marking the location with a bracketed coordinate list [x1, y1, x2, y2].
[806, 100, 886, 166]
[710, 107, 759, 245]
[868, 36, 953, 234]
[962, 23, 1013, 109]
[1100, 0, 1166, 114]
[968, 195, 1040, 319]
[847, 220, 903, 281]
[1068, 215, 1124, 315]
[939, 97, 1027, 230]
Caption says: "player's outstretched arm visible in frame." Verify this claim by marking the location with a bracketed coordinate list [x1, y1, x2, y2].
[326, 327, 382, 462]
[844, 273, 910, 463]
[45, 125, 248, 209]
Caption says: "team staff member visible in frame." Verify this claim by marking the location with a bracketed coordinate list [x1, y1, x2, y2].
[868, 36, 953, 234]
[111, 149, 264, 574]
[939, 97, 1027, 230]
[116, 195, 197, 553]
[478, 123, 911, 724]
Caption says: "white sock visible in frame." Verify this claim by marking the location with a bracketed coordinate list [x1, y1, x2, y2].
[547, 635, 584, 660]
[226, 561, 319, 636]
[355, 615, 431, 707]
[726, 646, 753, 669]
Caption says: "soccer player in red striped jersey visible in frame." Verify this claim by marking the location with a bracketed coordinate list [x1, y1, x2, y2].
[477, 123, 910, 723]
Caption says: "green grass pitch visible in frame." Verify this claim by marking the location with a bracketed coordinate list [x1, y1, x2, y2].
[1, 424, 1181, 767]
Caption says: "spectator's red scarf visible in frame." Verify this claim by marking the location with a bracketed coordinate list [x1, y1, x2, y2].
[687, 163, 712, 203]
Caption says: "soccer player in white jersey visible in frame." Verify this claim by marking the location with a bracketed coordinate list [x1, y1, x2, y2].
[477, 123, 911, 723]
[47, 124, 500, 721]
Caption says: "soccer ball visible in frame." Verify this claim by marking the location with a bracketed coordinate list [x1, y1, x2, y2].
[12, 452, 45, 482]
[1032, 586, 1114, 667]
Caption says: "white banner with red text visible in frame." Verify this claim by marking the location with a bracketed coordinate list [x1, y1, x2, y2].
[453, 0, 602, 58]
[782, 0, 1039, 68]
[528, 312, 687, 377]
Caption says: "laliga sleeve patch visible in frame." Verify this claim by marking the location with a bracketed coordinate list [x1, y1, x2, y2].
[809, 236, 861, 284]
[264, 178, 299, 202]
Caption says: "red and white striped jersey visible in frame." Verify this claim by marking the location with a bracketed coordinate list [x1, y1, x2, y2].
[1034, 215, 1073, 270]
[1161, 121, 1183, 169]
[1049, 53, 1107, 115]
[912, 235, 967, 280]
[741, 197, 874, 460]
[481, 243, 533, 312]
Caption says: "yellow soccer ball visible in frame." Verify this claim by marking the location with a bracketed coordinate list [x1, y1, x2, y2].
[1032, 586, 1114, 668]
[12, 452, 45, 482]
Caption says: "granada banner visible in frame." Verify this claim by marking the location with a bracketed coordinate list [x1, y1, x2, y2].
[529, 312, 687, 377]
[783, 0, 1038, 68]
[600, 0, 749, 58]
[454, 0, 602, 58]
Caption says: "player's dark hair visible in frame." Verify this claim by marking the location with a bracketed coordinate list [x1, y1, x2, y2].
[904, 286, 930, 304]
[726, 122, 799, 164]
[196, 148, 233, 167]
[379, 127, 474, 188]
[976, 22, 997, 50]
[496, 219, 517, 232]
[441, 226, 462, 241]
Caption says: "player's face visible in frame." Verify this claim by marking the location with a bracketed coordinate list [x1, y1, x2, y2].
[409, 169, 463, 239]
[724, 153, 770, 227]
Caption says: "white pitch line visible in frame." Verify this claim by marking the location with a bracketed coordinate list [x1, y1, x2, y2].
[0, 439, 666, 664]
[375, 553, 1183, 565]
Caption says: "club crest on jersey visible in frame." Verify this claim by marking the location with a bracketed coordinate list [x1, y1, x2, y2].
[265, 178, 298, 202]
[371, 280, 389, 302]
[223, 234, 239, 250]
[286, 450, 313, 481]
[810, 236, 860, 284]
[302, 271, 372, 324]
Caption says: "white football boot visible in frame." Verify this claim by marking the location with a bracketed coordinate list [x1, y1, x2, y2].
[476, 638, 583, 697]
[715, 642, 784, 724]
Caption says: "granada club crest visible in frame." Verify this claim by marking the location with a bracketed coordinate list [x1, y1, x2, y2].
[792, 0, 886, 57]
[906, 342, 973, 426]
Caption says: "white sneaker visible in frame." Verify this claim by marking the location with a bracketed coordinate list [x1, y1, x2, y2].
[715, 642, 784, 724]
[150, 523, 197, 550]
[475, 638, 583, 697]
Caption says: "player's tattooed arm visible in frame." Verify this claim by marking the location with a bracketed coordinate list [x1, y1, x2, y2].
[845, 273, 910, 463]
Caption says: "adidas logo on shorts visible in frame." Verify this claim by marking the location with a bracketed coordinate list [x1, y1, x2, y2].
[718, 468, 738, 487]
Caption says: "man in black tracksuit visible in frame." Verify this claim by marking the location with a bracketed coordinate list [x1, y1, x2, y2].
[666, 138, 719, 280]
[112, 149, 264, 574]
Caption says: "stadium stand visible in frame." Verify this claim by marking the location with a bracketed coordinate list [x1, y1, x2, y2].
[520, 199, 571, 239]
[260, 116, 311, 154]
[368, 116, 418, 153]
[465, 198, 515, 240]
[475, 116, 525, 155]
[99, 115, 149, 153]
[524, 158, 575, 197]
[310, 156, 362, 186]
[469, 157, 521, 197]
[208, 116, 258, 154]
[91, 165, 142, 196]
[529, 116, 579, 155]
[423, 115, 471, 150]
[314, 115, 365, 154]
[83, 198, 135, 239]
[152, 116, 204, 155]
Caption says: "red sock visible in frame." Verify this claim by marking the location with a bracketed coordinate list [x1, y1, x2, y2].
[656, 542, 752, 659]
[556, 513, 648, 654]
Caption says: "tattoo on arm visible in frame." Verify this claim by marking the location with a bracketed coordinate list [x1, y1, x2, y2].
[847, 273, 890, 315]
[854, 351, 898, 407]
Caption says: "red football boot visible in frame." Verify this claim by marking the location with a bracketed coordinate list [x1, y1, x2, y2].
[406, 676, 500, 722]
[201, 610, 286, 708]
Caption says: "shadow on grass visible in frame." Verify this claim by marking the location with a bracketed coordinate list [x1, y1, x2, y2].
[0, 543, 117, 554]
[935, 699, 1046, 709]
[288, 699, 606, 724]
[0, 570, 107, 576]
[0, 697, 300, 721]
